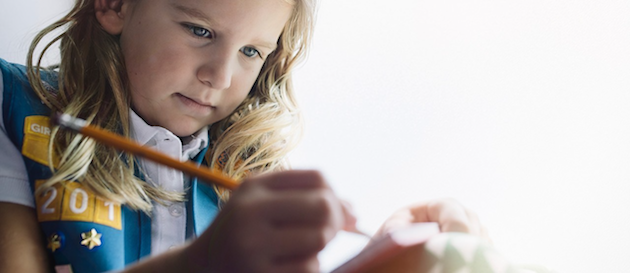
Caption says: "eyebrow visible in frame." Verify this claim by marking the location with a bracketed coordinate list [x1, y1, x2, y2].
[170, 2, 216, 26]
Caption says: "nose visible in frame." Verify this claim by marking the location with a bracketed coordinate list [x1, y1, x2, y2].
[197, 50, 233, 90]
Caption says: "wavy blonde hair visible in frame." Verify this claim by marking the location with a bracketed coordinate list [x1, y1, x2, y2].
[27, 0, 316, 212]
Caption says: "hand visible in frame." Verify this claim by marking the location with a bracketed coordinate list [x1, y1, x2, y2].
[183, 170, 346, 273]
[372, 198, 490, 241]
[339, 199, 370, 237]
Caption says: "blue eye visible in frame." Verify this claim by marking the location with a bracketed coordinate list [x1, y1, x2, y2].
[186, 24, 213, 39]
[240, 47, 261, 58]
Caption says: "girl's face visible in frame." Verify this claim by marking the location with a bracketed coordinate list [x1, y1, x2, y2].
[118, 0, 292, 136]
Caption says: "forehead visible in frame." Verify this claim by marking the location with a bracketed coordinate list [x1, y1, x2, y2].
[164, 0, 293, 41]
[165, 0, 293, 24]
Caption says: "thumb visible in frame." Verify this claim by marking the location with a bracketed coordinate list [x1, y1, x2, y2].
[340, 200, 370, 237]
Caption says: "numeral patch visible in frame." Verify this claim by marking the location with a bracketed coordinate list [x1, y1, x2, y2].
[35, 180, 122, 230]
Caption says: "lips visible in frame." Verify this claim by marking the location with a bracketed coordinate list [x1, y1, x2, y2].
[175, 93, 215, 115]
[176, 93, 214, 107]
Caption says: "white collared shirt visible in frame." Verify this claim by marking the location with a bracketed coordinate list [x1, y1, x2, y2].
[130, 110, 209, 256]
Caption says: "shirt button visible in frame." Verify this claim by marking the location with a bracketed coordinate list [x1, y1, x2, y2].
[169, 204, 183, 217]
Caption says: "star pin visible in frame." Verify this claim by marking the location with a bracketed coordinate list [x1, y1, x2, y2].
[80, 228, 102, 250]
[47, 233, 62, 252]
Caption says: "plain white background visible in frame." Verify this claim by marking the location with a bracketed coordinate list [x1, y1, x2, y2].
[2, 1, 630, 272]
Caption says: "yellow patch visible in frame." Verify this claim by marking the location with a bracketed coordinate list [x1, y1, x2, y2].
[61, 182, 95, 222]
[22, 116, 58, 167]
[35, 180, 122, 230]
[35, 180, 63, 222]
[94, 198, 122, 230]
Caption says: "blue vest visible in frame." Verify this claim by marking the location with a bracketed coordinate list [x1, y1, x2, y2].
[1, 59, 220, 272]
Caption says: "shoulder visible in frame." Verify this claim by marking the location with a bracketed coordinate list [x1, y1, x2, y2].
[0, 59, 29, 88]
[0, 58, 58, 96]
[0, 59, 37, 109]
[0, 58, 57, 111]
[1, 59, 57, 146]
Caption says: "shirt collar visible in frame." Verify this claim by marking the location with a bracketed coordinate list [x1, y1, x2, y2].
[130, 110, 160, 146]
[129, 110, 209, 159]
[182, 127, 209, 160]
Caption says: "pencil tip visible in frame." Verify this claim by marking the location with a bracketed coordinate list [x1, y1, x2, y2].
[52, 112, 86, 131]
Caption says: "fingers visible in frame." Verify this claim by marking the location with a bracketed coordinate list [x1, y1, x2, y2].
[339, 199, 359, 232]
[188, 170, 345, 273]
[269, 227, 329, 258]
[464, 207, 482, 236]
[270, 255, 320, 273]
[426, 199, 490, 240]
[259, 190, 340, 227]
[236, 171, 345, 233]
[387, 198, 487, 240]
[463, 207, 492, 243]
[248, 169, 329, 190]
[422, 199, 467, 233]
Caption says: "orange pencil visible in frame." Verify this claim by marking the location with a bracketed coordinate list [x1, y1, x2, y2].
[54, 113, 371, 238]
[54, 113, 239, 190]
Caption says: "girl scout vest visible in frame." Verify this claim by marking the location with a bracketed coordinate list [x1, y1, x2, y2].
[1, 59, 221, 272]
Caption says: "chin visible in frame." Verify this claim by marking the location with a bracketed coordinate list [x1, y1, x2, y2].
[166, 123, 203, 137]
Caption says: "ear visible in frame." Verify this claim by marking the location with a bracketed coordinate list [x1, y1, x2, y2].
[95, 0, 128, 35]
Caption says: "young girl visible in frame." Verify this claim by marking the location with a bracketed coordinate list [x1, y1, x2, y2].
[0, 0, 488, 272]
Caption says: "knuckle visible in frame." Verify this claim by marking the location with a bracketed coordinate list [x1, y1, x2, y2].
[311, 229, 329, 251]
[279, 257, 320, 273]
[428, 197, 466, 214]
[303, 170, 326, 186]
[308, 199, 330, 226]
[444, 220, 471, 233]
[238, 176, 260, 191]
[304, 257, 320, 273]
[304, 169, 324, 179]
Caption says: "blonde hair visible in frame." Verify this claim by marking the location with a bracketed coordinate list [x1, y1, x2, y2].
[27, 0, 317, 212]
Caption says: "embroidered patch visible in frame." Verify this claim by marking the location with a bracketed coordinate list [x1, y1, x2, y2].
[93, 198, 122, 230]
[217, 151, 229, 169]
[22, 116, 58, 167]
[35, 180, 63, 222]
[35, 180, 122, 230]
[61, 182, 95, 222]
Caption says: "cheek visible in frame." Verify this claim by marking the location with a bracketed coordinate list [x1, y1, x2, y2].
[225, 90, 250, 116]
[125, 47, 182, 84]
[221, 72, 258, 116]
[121, 31, 191, 87]
[234, 71, 260, 103]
